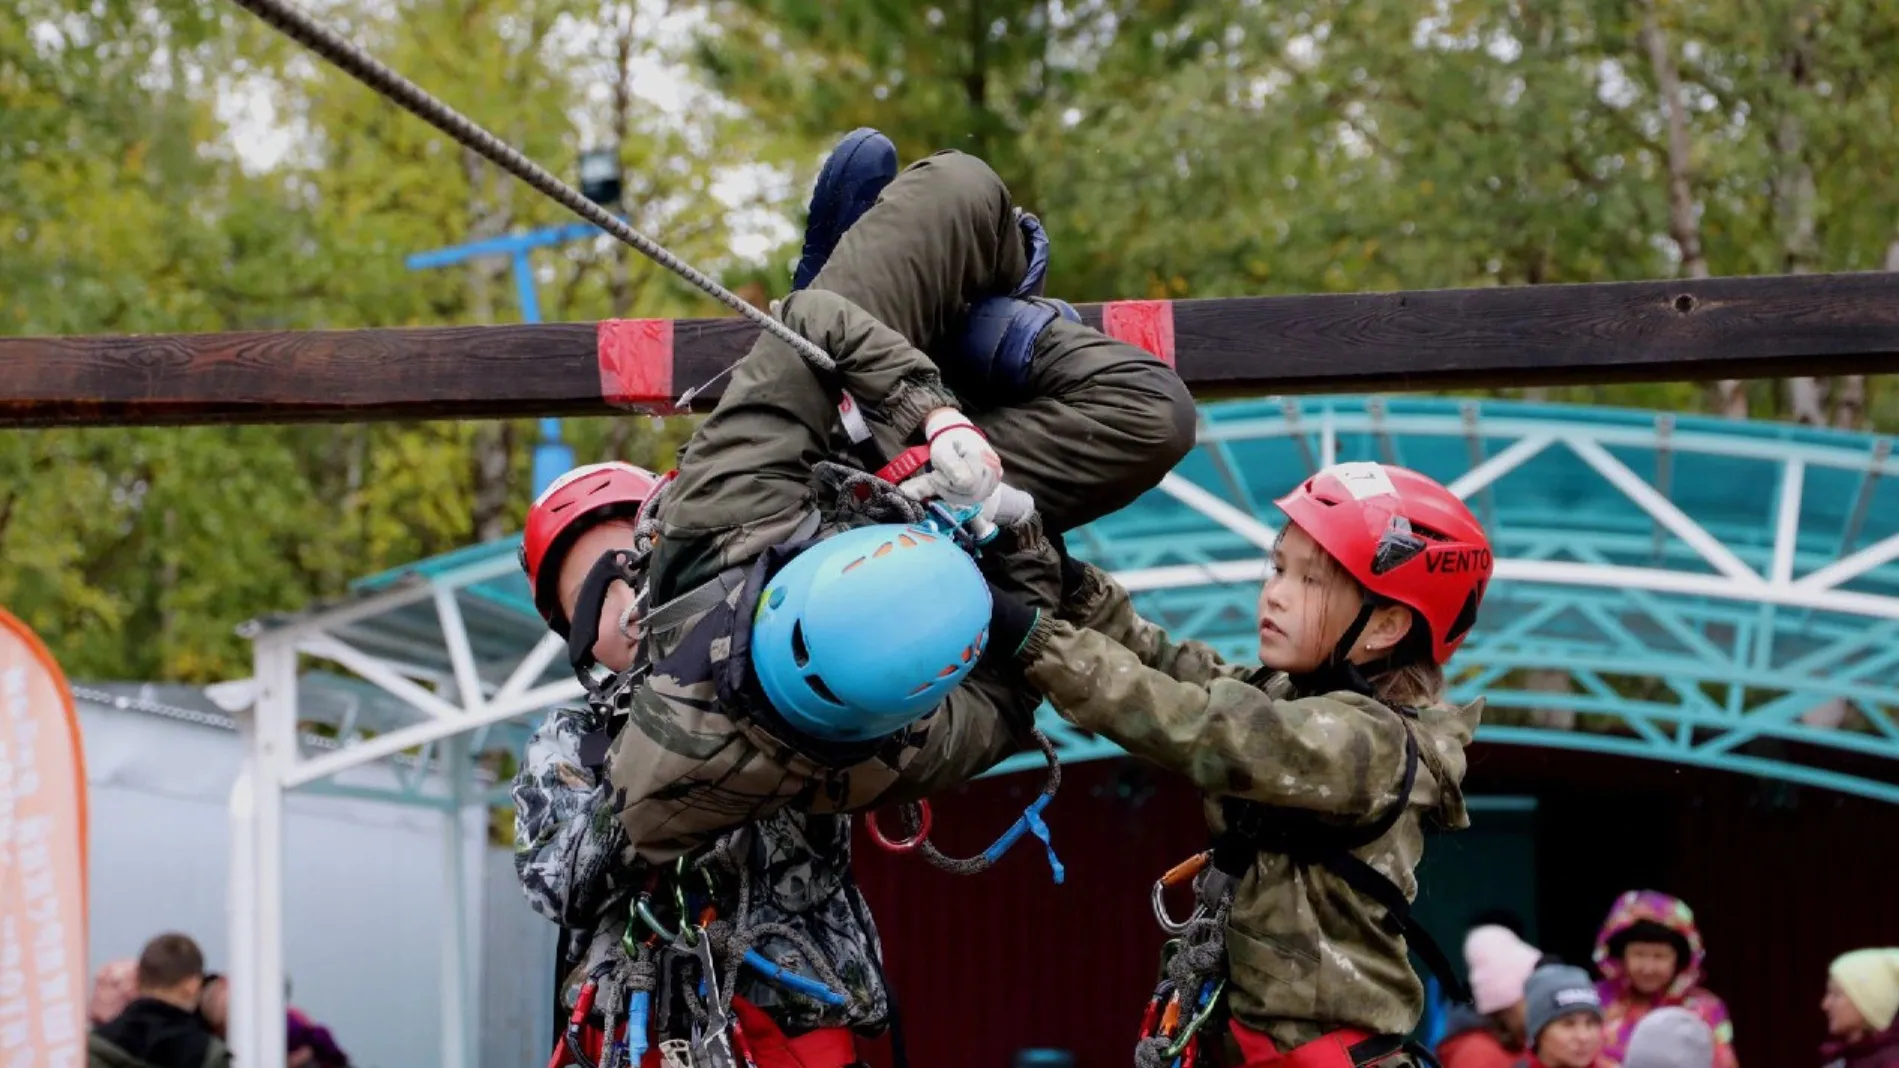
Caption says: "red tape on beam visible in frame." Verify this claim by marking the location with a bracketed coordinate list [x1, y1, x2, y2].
[597, 318, 675, 406]
[1101, 300, 1176, 367]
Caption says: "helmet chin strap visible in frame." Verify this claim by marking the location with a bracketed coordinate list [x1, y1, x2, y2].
[566, 547, 644, 691]
[1288, 598, 1384, 698]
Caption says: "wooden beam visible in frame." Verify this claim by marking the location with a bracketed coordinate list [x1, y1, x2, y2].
[3, 271, 1898, 429]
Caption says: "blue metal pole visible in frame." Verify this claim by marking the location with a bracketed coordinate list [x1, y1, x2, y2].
[411, 223, 603, 498]
[508, 247, 573, 497]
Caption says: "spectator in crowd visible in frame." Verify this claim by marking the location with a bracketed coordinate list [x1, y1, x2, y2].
[197, 973, 348, 1068]
[1442, 925, 1543, 1068]
[286, 1000, 350, 1068]
[1593, 891, 1738, 1068]
[89, 960, 139, 1026]
[1625, 1008, 1715, 1068]
[1821, 948, 1899, 1068]
[195, 975, 228, 1041]
[88, 933, 230, 1068]
[1520, 962, 1616, 1068]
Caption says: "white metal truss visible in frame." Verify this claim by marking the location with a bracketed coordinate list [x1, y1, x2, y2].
[1053, 398, 1899, 802]
[227, 553, 587, 1068]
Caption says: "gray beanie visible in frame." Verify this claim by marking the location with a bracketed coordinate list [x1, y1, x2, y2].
[1525, 963, 1603, 1043]
[1624, 1007, 1715, 1068]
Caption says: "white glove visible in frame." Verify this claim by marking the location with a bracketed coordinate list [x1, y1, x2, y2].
[980, 483, 1036, 527]
[899, 409, 1002, 508]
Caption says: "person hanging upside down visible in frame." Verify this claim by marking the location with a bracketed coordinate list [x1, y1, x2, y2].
[512, 462, 900, 1068]
[605, 129, 1196, 862]
[986, 460, 1494, 1068]
[514, 128, 1194, 1068]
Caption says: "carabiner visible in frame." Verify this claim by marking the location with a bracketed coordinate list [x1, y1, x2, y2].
[635, 894, 695, 948]
[1163, 979, 1226, 1059]
[1151, 852, 1214, 934]
[1152, 884, 1203, 936]
[867, 801, 932, 853]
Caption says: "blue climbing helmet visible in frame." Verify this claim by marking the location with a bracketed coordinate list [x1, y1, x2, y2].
[751, 523, 993, 743]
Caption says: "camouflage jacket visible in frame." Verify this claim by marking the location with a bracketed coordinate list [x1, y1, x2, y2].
[1021, 562, 1483, 1049]
[512, 703, 891, 1033]
[603, 498, 1060, 866]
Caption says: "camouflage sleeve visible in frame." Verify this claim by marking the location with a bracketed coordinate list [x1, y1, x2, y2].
[648, 292, 959, 602]
[1018, 618, 1414, 820]
[609, 514, 1063, 853]
[1055, 561, 1249, 687]
[864, 668, 1039, 807]
[862, 511, 1066, 804]
[512, 705, 633, 927]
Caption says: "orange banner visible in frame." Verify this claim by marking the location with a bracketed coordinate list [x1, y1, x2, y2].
[0, 607, 89, 1067]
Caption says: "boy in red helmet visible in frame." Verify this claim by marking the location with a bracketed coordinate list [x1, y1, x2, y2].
[512, 461, 915, 1068]
[987, 459, 1494, 1068]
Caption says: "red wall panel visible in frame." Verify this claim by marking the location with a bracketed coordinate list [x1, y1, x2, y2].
[849, 746, 1899, 1068]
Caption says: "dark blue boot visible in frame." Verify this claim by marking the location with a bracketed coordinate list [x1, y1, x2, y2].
[957, 295, 1082, 394]
[1013, 209, 1052, 298]
[947, 207, 1074, 392]
[791, 128, 899, 292]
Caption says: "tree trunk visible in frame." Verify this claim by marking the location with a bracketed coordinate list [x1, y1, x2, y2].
[966, 0, 988, 158]
[1639, 1, 1739, 418]
[1525, 668, 1576, 731]
[158, 506, 180, 662]
[607, 3, 636, 320]
[471, 420, 514, 542]
[1772, 8, 1826, 425]
[461, 145, 515, 540]
[1641, 0, 1709, 283]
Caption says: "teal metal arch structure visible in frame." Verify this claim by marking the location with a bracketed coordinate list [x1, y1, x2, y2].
[241, 396, 1899, 807]
[993, 396, 1899, 803]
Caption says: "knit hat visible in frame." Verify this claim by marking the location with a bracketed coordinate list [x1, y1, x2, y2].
[1625, 1007, 1715, 1068]
[1831, 948, 1899, 1032]
[1525, 962, 1603, 1042]
[1466, 925, 1543, 1014]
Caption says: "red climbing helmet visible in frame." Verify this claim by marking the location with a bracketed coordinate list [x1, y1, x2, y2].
[519, 461, 663, 636]
[1274, 461, 1492, 664]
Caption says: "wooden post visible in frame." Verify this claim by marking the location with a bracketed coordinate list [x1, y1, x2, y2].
[3, 271, 1898, 428]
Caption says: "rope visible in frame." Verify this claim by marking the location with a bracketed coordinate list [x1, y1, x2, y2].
[913, 727, 1063, 877]
[686, 830, 858, 1025]
[221, 0, 837, 379]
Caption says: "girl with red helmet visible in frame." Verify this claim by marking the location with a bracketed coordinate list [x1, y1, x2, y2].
[992, 460, 1495, 1068]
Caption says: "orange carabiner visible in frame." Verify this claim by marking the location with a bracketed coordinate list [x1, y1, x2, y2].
[1162, 851, 1210, 887]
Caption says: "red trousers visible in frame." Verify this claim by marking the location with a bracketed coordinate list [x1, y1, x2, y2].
[1229, 1024, 1381, 1068]
[561, 996, 859, 1068]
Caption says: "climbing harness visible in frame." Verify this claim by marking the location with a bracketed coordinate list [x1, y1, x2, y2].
[1133, 863, 1231, 1068]
[553, 842, 860, 1068]
[1127, 670, 1469, 1068]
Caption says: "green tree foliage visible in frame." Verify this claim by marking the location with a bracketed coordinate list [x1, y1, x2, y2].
[0, 0, 716, 680]
[3, 0, 1897, 682]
